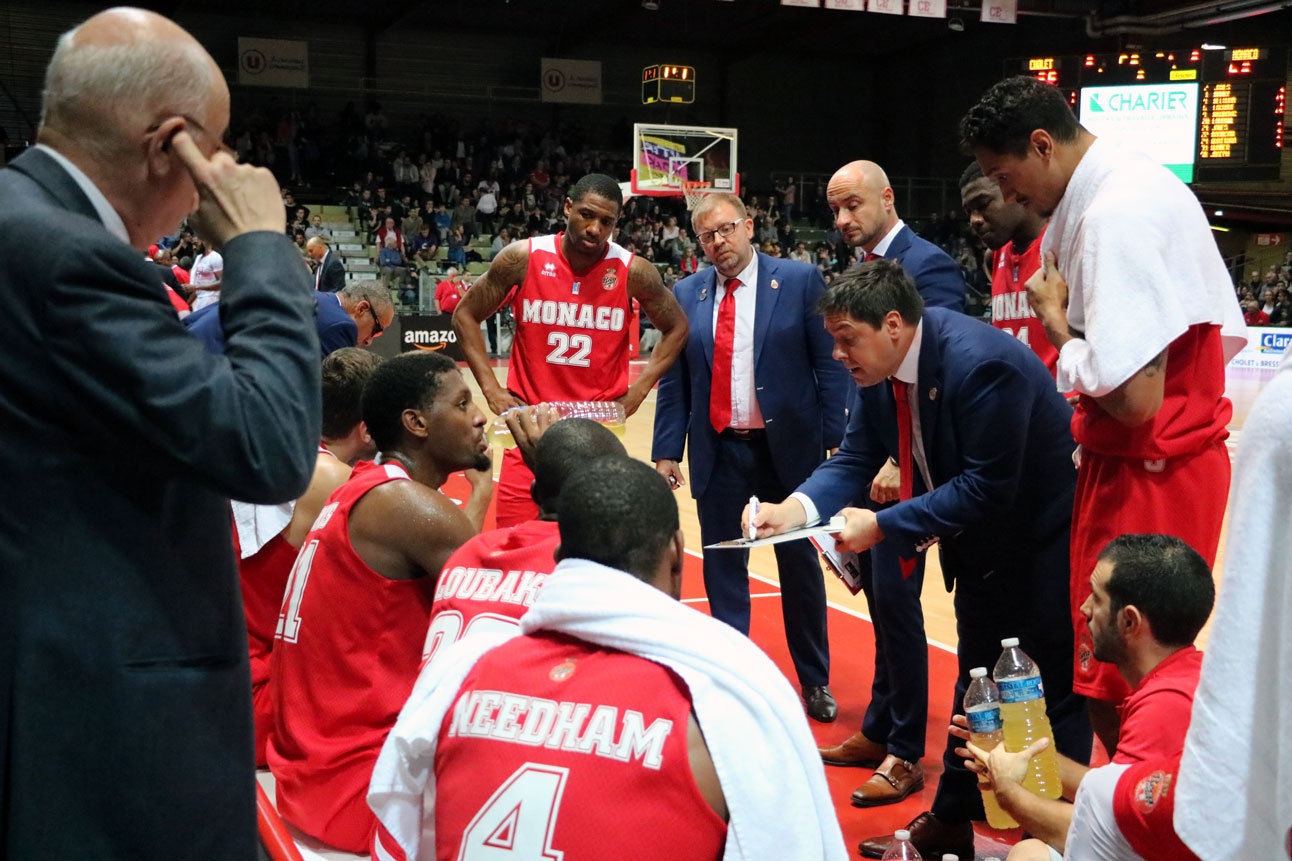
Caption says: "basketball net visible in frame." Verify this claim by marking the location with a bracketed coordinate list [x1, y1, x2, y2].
[681, 180, 712, 211]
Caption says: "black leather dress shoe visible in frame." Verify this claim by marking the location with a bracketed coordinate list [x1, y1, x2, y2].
[857, 811, 975, 859]
[801, 685, 837, 722]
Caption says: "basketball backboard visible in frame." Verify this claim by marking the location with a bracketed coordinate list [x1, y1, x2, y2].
[630, 123, 739, 200]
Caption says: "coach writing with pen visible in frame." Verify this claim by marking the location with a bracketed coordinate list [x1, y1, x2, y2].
[746, 260, 1089, 860]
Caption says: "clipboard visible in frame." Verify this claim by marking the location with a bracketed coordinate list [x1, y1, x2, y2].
[810, 536, 866, 595]
[704, 515, 846, 549]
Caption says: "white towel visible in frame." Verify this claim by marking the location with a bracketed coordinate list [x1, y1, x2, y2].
[1041, 138, 1247, 397]
[368, 558, 847, 861]
[1174, 351, 1292, 859]
[230, 499, 295, 559]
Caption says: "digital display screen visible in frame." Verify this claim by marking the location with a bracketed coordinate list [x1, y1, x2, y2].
[1010, 47, 1287, 182]
[1080, 83, 1199, 181]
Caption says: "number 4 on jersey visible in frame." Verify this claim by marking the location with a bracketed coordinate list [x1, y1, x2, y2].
[460, 764, 569, 860]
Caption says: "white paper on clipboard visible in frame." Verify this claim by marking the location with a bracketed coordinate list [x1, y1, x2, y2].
[703, 515, 846, 549]
[810, 535, 865, 595]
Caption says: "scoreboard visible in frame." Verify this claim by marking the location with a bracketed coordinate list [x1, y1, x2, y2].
[642, 65, 695, 105]
[1197, 48, 1285, 180]
[1009, 47, 1286, 181]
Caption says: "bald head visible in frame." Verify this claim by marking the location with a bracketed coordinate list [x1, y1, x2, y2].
[39, 8, 230, 249]
[831, 160, 891, 194]
[42, 9, 224, 156]
[827, 159, 898, 252]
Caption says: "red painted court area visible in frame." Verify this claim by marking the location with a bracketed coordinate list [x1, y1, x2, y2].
[677, 550, 1019, 859]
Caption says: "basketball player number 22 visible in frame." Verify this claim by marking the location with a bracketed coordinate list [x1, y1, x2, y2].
[545, 332, 592, 367]
[460, 763, 568, 860]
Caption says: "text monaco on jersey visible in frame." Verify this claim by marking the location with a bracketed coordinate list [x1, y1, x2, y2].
[521, 299, 628, 332]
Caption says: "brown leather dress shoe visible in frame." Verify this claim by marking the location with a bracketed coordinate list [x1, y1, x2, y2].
[857, 811, 975, 859]
[818, 731, 886, 767]
[849, 754, 925, 807]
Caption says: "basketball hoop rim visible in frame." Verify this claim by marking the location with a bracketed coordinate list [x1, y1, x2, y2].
[681, 180, 713, 211]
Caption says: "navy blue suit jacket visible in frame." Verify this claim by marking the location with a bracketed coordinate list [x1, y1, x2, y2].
[884, 224, 966, 313]
[185, 291, 357, 358]
[798, 309, 1075, 587]
[315, 250, 346, 293]
[652, 253, 851, 497]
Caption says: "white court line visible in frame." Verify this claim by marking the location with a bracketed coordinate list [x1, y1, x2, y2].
[684, 547, 958, 656]
[682, 592, 781, 604]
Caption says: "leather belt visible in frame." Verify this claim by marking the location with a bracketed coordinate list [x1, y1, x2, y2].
[718, 427, 766, 441]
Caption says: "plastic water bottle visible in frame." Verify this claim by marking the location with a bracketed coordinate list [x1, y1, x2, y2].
[881, 829, 922, 860]
[993, 637, 1062, 799]
[964, 667, 1020, 829]
[488, 400, 626, 448]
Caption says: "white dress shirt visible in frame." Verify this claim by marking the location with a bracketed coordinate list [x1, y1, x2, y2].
[712, 254, 765, 429]
[868, 218, 907, 258]
[35, 144, 129, 244]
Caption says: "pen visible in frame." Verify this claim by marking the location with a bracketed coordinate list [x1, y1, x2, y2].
[748, 496, 759, 541]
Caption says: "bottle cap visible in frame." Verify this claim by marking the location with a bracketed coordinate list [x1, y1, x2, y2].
[970, 666, 987, 678]
[894, 830, 911, 841]
[1001, 636, 1020, 647]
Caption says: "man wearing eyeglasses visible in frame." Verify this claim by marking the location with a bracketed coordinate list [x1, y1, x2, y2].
[0, 8, 319, 858]
[652, 192, 851, 725]
[184, 281, 394, 356]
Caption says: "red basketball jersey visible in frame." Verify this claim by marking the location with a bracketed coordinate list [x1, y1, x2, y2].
[434, 632, 726, 861]
[268, 460, 436, 853]
[237, 444, 338, 766]
[507, 233, 634, 404]
[990, 228, 1058, 376]
[421, 519, 560, 671]
[1072, 323, 1232, 460]
[237, 531, 298, 766]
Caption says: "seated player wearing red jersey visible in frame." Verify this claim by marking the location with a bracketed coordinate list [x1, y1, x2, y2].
[451, 172, 688, 527]
[238, 347, 382, 766]
[418, 414, 626, 674]
[959, 534, 1214, 861]
[370, 456, 848, 861]
[267, 351, 494, 853]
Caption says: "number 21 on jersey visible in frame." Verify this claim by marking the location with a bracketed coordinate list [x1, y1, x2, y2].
[275, 539, 319, 644]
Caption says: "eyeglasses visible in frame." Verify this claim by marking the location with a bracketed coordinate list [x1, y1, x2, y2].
[149, 114, 232, 157]
[696, 219, 744, 246]
[367, 304, 385, 338]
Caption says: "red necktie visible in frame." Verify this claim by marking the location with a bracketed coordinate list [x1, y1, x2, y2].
[891, 378, 917, 578]
[865, 251, 881, 262]
[891, 379, 914, 502]
[710, 277, 740, 433]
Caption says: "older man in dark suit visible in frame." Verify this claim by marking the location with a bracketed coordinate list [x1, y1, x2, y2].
[653, 192, 851, 723]
[307, 235, 347, 293]
[0, 8, 319, 858]
[753, 261, 1090, 858]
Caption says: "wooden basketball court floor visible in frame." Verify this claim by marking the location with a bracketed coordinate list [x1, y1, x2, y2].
[434, 358, 1268, 860]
